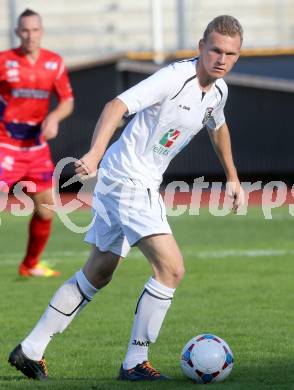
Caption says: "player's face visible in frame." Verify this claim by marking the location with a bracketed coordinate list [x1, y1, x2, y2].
[16, 15, 43, 54]
[198, 31, 241, 79]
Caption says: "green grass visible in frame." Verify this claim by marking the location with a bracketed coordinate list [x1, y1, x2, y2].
[0, 206, 294, 389]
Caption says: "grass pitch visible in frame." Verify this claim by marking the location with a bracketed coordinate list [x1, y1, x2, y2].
[0, 206, 293, 389]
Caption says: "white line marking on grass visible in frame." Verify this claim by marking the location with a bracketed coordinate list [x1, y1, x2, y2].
[0, 250, 145, 265]
[1, 248, 292, 267]
[0, 250, 89, 259]
[190, 249, 294, 259]
[0, 251, 90, 265]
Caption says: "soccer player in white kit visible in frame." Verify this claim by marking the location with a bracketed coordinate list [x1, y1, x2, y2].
[9, 15, 245, 381]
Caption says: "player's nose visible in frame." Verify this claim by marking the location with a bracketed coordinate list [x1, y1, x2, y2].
[217, 54, 226, 64]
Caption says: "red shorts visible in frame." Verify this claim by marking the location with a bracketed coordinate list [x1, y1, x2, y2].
[0, 144, 54, 193]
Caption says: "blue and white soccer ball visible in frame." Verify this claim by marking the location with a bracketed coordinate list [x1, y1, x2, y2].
[180, 334, 234, 384]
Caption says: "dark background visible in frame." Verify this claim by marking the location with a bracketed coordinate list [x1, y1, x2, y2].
[50, 55, 294, 186]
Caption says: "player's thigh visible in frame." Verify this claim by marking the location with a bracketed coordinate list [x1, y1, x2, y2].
[25, 145, 54, 196]
[137, 233, 185, 286]
[0, 148, 23, 190]
[31, 187, 53, 205]
[83, 245, 122, 288]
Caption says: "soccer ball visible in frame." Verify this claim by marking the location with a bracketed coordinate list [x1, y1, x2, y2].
[180, 334, 234, 384]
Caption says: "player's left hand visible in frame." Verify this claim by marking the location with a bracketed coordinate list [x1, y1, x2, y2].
[226, 180, 245, 214]
[41, 113, 59, 140]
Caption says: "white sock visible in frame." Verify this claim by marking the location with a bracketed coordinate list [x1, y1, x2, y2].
[123, 277, 175, 370]
[21, 270, 98, 361]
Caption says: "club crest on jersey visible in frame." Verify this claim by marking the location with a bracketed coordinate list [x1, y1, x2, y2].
[6, 68, 20, 82]
[153, 128, 181, 156]
[6, 60, 19, 68]
[202, 107, 214, 125]
[45, 61, 58, 70]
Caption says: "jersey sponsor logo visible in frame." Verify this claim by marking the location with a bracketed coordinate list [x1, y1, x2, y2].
[153, 128, 181, 156]
[132, 339, 150, 347]
[45, 61, 58, 70]
[5, 60, 19, 68]
[11, 88, 49, 99]
[159, 128, 180, 148]
[202, 107, 214, 125]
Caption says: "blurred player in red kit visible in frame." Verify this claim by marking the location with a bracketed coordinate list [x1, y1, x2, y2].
[0, 9, 74, 276]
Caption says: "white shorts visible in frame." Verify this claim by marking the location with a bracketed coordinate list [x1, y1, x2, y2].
[84, 175, 172, 257]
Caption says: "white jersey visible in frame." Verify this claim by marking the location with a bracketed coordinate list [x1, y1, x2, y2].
[100, 58, 228, 189]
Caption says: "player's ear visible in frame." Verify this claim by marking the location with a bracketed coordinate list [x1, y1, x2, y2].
[198, 39, 205, 53]
[233, 50, 241, 64]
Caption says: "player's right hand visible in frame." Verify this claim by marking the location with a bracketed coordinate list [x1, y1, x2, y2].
[41, 112, 59, 140]
[226, 181, 245, 214]
[75, 152, 99, 180]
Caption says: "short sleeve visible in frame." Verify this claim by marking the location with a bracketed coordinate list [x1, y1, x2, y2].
[117, 65, 177, 115]
[54, 59, 73, 101]
[206, 82, 228, 131]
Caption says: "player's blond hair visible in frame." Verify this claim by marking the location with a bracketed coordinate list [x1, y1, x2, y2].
[203, 15, 243, 44]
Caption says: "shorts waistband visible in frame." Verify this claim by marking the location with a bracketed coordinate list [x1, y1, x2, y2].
[98, 168, 159, 190]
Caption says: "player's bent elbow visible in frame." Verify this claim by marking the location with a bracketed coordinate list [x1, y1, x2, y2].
[68, 99, 74, 115]
[104, 98, 128, 117]
[61, 98, 74, 117]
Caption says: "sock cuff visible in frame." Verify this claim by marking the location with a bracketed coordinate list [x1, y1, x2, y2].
[75, 270, 98, 300]
[30, 215, 52, 232]
[31, 215, 52, 225]
[144, 277, 175, 300]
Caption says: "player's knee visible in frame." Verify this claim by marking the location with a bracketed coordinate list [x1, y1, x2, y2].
[84, 248, 120, 289]
[97, 273, 113, 289]
[34, 205, 54, 220]
[161, 259, 185, 287]
[84, 267, 114, 289]
[172, 252, 185, 282]
[171, 263, 185, 285]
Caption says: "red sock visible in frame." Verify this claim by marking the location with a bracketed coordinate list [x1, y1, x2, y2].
[22, 215, 52, 268]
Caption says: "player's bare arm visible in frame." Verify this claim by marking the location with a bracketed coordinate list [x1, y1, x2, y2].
[75, 98, 128, 177]
[41, 98, 74, 140]
[207, 123, 244, 212]
[207, 123, 237, 180]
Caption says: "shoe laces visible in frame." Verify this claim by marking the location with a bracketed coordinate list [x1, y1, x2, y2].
[140, 361, 161, 377]
[39, 358, 48, 376]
